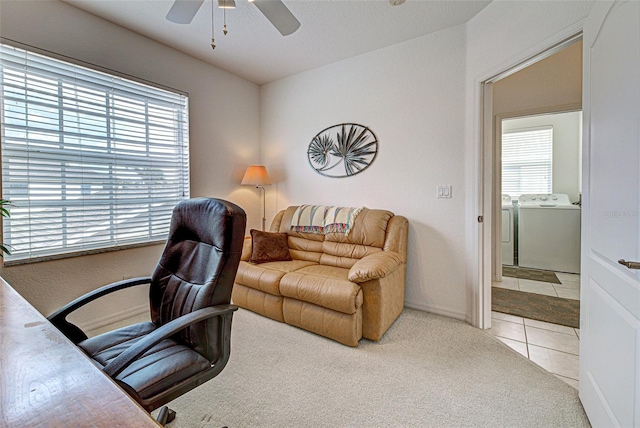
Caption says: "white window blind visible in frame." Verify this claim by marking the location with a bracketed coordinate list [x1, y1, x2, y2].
[0, 42, 190, 264]
[502, 126, 553, 199]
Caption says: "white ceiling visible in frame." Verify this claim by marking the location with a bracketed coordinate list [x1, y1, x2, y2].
[62, 0, 491, 85]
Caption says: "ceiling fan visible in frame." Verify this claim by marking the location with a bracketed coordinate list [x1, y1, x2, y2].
[166, 0, 301, 36]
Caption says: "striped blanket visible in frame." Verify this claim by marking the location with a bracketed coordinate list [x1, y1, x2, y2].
[290, 205, 364, 235]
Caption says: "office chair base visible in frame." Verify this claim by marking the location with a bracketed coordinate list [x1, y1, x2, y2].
[157, 406, 176, 425]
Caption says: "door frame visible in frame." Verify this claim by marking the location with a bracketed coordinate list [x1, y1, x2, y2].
[474, 23, 584, 329]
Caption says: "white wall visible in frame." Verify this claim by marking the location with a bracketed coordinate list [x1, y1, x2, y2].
[261, 25, 469, 319]
[502, 111, 582, 203]
[0, 1, 260, 329]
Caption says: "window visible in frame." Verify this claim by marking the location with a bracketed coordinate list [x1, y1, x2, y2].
[0, 42, 190, 264]
[502, 126, 553, 199]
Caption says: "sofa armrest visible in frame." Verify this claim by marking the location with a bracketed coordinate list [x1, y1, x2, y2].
[348, 251, 404, 283]
[384, 215, 408, 261]
[241, 236, 252, 261]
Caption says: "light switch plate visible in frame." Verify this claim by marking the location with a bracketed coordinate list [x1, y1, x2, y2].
[437, 185, 452, 198]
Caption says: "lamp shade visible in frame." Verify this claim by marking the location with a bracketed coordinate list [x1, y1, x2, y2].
[241, 165, 271, 186]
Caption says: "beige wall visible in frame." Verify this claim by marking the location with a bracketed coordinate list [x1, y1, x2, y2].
[0, 1, 260, 328]
[493, 40, 583, 116]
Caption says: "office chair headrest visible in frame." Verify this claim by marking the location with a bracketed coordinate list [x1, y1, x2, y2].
[169, 198, 245, 252]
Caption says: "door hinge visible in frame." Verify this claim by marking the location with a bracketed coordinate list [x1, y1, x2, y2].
[478, 215, 483, 223]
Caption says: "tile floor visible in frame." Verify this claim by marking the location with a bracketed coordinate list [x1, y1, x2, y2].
[491, 311, 580, 388]
[493, 271, 581, 300]
[490, 271, 581, 389]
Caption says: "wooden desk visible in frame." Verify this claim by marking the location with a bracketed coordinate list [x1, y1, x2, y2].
[0, 277, 160, 427]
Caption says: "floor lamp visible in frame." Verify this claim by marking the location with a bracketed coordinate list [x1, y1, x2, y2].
[241, 165, 271, 231]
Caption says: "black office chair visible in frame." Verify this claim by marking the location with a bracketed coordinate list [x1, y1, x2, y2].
[48, 198, 246, 425]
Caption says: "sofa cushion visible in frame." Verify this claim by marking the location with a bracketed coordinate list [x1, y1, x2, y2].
[283, 298, 362, 347]
[232, 284, 285, 322]
[294, 264, 350, 280]
[288, 235, 324, 263]
[274, 207, 394, 269]
[249, 229, 292, 264]
[279, 268, 363, 315]
[319, 241, 383, 269]
[236, 260, 317, 295]
[324, 209, 393, 248]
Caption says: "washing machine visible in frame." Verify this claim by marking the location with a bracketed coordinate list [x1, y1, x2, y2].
[518, 193, 581, 274]
[501, 194, 514, 265]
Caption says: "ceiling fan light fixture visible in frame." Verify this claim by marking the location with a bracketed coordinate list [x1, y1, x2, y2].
[389, 0, 406, 5]
[218, 0, 236, 9]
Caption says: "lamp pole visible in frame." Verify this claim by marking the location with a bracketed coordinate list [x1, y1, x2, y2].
[258, 185, 266, 231]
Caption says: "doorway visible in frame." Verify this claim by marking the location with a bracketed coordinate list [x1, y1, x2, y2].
[483, 37, 583, 389]
[493, 110, 583, 389]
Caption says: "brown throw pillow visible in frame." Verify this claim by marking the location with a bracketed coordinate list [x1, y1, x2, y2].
[249, 229, 292, 264]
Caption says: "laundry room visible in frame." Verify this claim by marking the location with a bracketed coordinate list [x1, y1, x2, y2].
[501, 110, 582, 275]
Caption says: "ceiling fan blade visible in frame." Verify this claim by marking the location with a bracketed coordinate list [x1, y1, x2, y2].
[252, 0, 301, 36]
[166, 0, 205, 24]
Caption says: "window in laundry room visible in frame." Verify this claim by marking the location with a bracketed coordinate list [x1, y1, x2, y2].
[501, 110, 583, 203]
[502, 125, 553, 199]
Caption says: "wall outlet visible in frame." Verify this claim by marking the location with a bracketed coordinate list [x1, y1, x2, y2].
[437, 185, 452, 198]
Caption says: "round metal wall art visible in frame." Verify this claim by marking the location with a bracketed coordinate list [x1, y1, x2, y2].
[307, 123, 378, 178]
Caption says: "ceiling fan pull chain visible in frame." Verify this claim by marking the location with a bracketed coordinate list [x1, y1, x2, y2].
[210, 0, 216, 49]
[223, 0, 228, 35]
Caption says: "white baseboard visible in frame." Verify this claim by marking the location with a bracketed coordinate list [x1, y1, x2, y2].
[404, 300, 468, 322]
[80, 301, 469, 334]
[465, 313, 475, 327]
[80, 303, 148, 333]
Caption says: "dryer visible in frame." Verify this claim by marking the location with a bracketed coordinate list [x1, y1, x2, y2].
[518, 193, 581, 274]
[501, 194, 514, 265]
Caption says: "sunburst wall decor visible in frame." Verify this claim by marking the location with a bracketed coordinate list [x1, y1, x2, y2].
[307, 123, 378, 178]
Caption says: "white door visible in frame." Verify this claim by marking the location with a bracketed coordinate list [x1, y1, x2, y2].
[580, 1, 640, 426]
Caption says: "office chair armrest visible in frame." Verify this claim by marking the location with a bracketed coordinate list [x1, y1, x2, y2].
[48, 276, 152, 343]
[104, 305, 239, 378]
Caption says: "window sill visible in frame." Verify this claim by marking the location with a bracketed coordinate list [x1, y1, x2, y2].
[3, 240, 166, 267]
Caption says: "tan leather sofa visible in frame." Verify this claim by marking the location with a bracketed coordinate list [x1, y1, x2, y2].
[232, 206, 409, 346]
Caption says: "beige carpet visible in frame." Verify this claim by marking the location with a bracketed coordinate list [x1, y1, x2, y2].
[160, 308, 589, 427]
